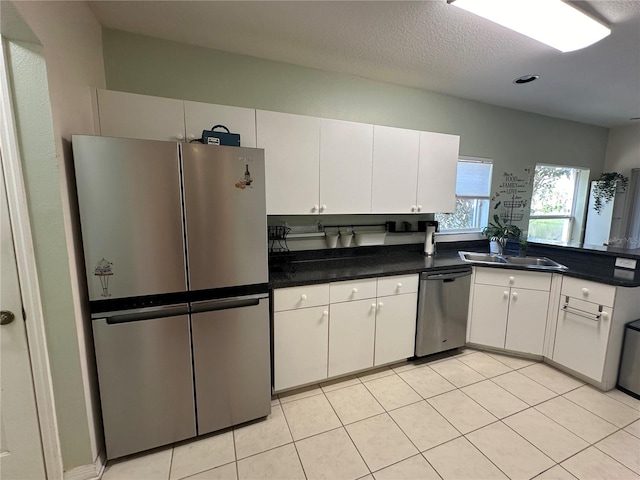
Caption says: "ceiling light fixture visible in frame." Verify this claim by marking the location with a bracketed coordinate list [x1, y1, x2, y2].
[448, 0, 611, 53]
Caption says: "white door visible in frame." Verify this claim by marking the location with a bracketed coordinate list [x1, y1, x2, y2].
[504, 288, 549, 355]
[256, 110, 320, 214]
[319, 119, 373, 214]
[416, 131, 459, 214]
[328, 299, 375, 377]
[371, 126, 420, 213]
[273, 306, 329, 391]
[374, 293, 417, 366]
[468, 284, 509, 348]
[0, 161, 46, 480]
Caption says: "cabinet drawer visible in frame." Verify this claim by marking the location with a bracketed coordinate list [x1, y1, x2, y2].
[561, 276, 616, 308]
[330, 278, 377, 303]
[274, 284, 330, 311]
[377, 274, 419, 297]
[475, 268, 551, 291]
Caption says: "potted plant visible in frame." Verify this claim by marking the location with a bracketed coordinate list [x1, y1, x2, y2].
[482, 214, 522, 254]
[592, 172, 628, 214]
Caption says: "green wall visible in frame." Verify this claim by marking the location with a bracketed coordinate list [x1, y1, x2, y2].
[103, 28, 609, 232]
[7, 39, 93, 470]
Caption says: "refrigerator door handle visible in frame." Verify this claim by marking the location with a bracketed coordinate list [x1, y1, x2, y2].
[104, 305, 191, 325]
[191, 296, 267, 314]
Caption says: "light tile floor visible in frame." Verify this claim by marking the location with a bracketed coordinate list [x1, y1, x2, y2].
[102, 349, 640, 480]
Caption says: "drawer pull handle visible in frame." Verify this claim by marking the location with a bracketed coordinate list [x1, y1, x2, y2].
[509, 276, 515, 283]
[397, 283, 403, 289]
[582, 288, 589, 295]
[562, 304, 601, 321]
[301, 294, 307, 300]
[352, 288, 359, 294]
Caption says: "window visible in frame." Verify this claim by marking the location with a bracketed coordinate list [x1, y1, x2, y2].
[528, 164, 590, 243]
[436, 157, 493, 232]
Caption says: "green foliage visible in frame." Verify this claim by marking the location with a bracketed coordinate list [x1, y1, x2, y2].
[592, 172, 628, 214]
[482, 214, 522, 240]
[436, 199, 480, 229]
[530, 166, 573, 215]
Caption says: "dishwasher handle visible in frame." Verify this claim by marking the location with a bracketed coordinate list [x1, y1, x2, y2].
[422, 269, 472, 281]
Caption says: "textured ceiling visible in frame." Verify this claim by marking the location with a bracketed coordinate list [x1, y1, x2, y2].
[88, 0, 640, 128]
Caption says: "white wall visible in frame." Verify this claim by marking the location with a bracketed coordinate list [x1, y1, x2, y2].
[9, 0, 105, 473]
[604, 124, 640, 176]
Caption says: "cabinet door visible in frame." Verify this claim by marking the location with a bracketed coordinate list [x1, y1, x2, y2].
[256, 110, 320, 214]
[97, 89, 185, 141]
[319, 119, 373, 214]
[184, 101, 256, 147]
[469, 284, 509, 348]
[328, 300, 376, 377]
[371, 126, 420, 213]
[416, 132, 459, 214]
[374, 293, 418, 366]
[552, 299, 612, 382]
[505, 288, 549, 355]
[273, 306, 329, 391]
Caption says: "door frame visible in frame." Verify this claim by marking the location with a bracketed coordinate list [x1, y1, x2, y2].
[0, 36, 64, 480]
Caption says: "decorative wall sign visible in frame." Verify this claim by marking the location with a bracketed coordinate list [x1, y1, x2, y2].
[94, 258, 113, 297]
[491, 166, 533, 227]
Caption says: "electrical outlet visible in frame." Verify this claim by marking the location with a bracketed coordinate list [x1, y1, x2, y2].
[615, 257, 637, 270]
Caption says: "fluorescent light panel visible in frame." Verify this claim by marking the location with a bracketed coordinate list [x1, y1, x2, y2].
[450, 0, 611, 52]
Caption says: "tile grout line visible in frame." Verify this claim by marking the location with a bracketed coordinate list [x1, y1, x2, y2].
[321, 386, 375, 476]
[279, 397, 310, 480]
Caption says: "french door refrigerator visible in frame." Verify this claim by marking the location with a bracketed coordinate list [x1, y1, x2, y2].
[72, 135, 270, 459]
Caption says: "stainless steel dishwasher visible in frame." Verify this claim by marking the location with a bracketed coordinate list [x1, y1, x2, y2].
[415, 267, 472, 357]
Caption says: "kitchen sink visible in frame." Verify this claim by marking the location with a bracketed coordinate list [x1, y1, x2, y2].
[458, 251, 567, 270]
[458, 252, 508, 264]
[502, 256, 567, 269]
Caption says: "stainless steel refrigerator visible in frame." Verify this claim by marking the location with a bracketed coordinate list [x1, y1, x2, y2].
[72, 135, 270, 459]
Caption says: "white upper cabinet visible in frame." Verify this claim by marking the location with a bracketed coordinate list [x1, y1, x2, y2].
[417, 131, 460, 214]
[184, 101, 256, 147]
[97, 89, 185, 142]
[257, 110, 321, 215]
[319, 119, 374, 214]
[371, 126, 421, 213]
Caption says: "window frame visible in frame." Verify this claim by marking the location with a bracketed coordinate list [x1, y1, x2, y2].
[527, 163, 589, 243]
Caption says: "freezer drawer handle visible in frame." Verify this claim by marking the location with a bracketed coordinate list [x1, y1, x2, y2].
[106, 305, 190, 325]
[561, 303, 601, 322]
[191, 297, 263, 314]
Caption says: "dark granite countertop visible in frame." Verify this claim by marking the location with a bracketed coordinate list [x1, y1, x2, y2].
[269, 242, 640, 289]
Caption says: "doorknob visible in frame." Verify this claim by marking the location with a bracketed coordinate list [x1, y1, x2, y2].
[1, 310, 16, 325]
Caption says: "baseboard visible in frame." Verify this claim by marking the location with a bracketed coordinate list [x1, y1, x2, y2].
[63, 451, 105, 480]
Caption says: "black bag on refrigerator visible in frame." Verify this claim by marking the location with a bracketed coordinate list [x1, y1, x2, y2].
[200, 125, 241, 146]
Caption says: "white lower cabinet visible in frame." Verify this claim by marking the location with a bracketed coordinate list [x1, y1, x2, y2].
[328, 299, 376, 377]
[273, 306, 329, 391]
[468, 284, 510, 349]
[552, 297, 612, 382]
[549, 276, 640, 390]
[374, 293, 418, 366]
[273, 274, 418, 392]
[468, 268, 551, 355]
